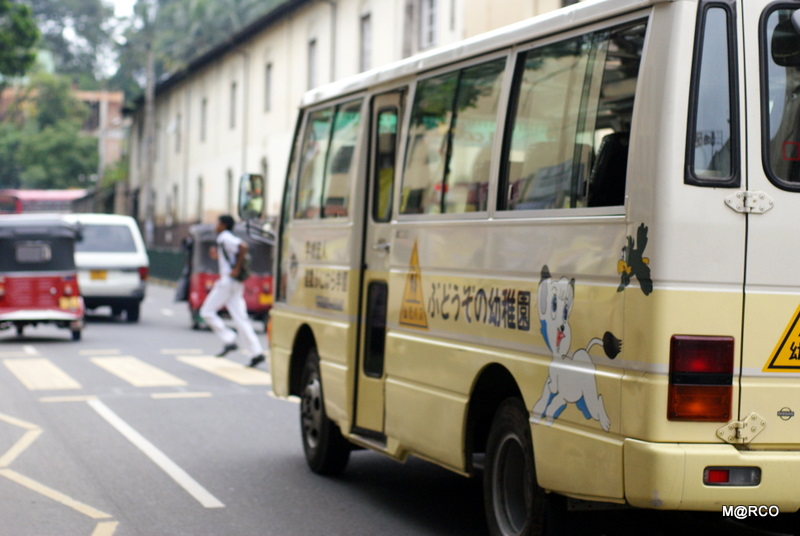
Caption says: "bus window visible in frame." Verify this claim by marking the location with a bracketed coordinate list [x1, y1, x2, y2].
[373, 108, 398, 222]
[324, 100, 363, 218]
[402, 72, 458, 214]
[503, 36, 593, 210]
[401, 58, 506, 214]
[295, 108, 334, 218]
[687, 5, 737, 185]
[502, 23, 645, 210]
[764, 7, 800, 188]
[295, 100, 363, 219]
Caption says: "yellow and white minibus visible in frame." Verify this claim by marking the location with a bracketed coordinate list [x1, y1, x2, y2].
[256, 0, 800, 532]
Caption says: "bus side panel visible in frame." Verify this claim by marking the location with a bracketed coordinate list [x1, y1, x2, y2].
[384, 220, 626, 495]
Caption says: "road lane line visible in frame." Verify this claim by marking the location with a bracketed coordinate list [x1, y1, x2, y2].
[3, 359, 82, 390]
[91, 521, 119, 536]
[39, 395, 98, 403]
[0, 468, 112, 519]
[160, 349, 203, 355]
[151, 392, 212, 400]
[91, 357, 187, 387]
[87, 399, 224, 509]
[79, 349, 122, 356]
[177, 356, 272, 386]
[0, 429, 42, 467]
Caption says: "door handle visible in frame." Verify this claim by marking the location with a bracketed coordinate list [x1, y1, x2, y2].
[372, 240, 390, 253]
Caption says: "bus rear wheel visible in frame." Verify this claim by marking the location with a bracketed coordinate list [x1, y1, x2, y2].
[300, 348, 350, 475]
[484, 398, 546, 536]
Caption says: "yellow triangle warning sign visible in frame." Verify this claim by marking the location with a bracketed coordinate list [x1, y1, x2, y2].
[763, 304, 800, 372]
[399, 241, 428, 330]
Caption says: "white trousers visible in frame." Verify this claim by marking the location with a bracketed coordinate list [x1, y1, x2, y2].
[199, 277, 263, 358]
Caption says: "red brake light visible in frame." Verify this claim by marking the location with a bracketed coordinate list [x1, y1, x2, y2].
[668, 335, 734, 422]
[139, 267, 148, 281]
[705, 469, 730, 484]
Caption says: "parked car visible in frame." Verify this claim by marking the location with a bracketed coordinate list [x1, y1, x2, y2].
[0, 214, 85, 340]
[63, 214, 149, 322]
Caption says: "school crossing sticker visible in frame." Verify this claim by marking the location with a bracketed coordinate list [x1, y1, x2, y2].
[399, 241, 429, 330]
[763, 304, 800, 372]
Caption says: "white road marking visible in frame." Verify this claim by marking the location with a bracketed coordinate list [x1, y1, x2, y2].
[87, 399, 224, 509]
[91, 357, 186, 387]
[22, 345, 39, 356]
[160, 348, 203, 355]
[79, 349, 122, 356]
[160, 308, 175, 317]
[3, 359, 82, 390]
[151, 392, 212, 400]
[40, 395, 98, 403]
[178, 356, 271, 385]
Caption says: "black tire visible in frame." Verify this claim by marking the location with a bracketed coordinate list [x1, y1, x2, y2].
[300, 348, 350, 475]
[71, 329, 81, 341]
[484, 398, 549, 536]
[15, 324, 23, 337]
[126, 303, 140, 323]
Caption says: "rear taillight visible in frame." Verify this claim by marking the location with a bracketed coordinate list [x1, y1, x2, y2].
[668, 335, 734, 422]
[0, 276, 5, 298]
[62, 276, 75, 296]
[139, 267, 148, 281]
[262, 280, 271, 294]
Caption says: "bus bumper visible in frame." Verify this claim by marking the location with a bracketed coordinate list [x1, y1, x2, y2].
[624, 439, 800, 512]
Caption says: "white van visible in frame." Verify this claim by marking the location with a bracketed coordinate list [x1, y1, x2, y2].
[64, 214, 149, 322]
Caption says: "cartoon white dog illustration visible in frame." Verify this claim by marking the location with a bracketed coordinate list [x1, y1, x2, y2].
[531, 266, 621, 432]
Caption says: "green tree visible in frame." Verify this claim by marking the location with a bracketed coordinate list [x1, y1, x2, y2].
[0, 0, 39, 79]
[27, 0, 114, 85]
[0, 72, 98, 189]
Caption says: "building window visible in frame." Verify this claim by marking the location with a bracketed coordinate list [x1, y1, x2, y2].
[200, 98, 207, 142]
[419, 0, 437, 50]
[175, 113, 182, 153]
[308, 39, 318, 90]
[265, 63, 273, 112]
[230, 82, 237, 129]
[360, 14, 372, 72]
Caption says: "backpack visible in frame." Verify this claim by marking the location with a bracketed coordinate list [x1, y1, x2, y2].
[221, 246, 250, 282]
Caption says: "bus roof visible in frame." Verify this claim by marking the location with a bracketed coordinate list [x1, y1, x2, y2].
[300, 0, 666, 108]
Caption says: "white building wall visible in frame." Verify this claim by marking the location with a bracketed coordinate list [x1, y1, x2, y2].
[129, 0, 574, 244]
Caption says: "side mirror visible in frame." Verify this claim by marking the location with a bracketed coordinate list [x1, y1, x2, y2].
[772, 13, 800, 67]
[238, 173, 265, 221]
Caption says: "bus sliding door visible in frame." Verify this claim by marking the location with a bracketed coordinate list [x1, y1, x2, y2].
[354, 91, 404, 436]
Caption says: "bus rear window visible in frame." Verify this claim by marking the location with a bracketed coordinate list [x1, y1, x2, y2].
[764, 8, 800, 189]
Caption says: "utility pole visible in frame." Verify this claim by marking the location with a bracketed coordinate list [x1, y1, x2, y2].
[139, 0, 157, 246]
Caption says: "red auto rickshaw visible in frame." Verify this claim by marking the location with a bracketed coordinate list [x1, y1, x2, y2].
[0, 215, 85, 340]
[177, 222, 273, 330]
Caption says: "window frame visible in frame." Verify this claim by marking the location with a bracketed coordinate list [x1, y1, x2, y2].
[397, 49, 512, 221]
[494, 17, 648, 218]
[291, 96, 366, 223]
[759, 2, 800, 192]
[685, 0, 741, 188]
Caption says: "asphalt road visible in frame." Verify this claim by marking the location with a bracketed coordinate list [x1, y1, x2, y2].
[0, 284, 796, 536]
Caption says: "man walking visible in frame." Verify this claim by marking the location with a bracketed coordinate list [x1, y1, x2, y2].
[200, 214, 265, 368]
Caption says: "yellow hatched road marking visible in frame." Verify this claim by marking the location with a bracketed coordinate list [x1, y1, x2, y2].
[0, 468, 112, 519]
[92, 521, 119, 536]
[79, 349, 122, 356]
[3, 359, 82, 390]
[91, 357, 186, 387]
[178, 356, 272, 385]
[160, 348, 203, 355]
